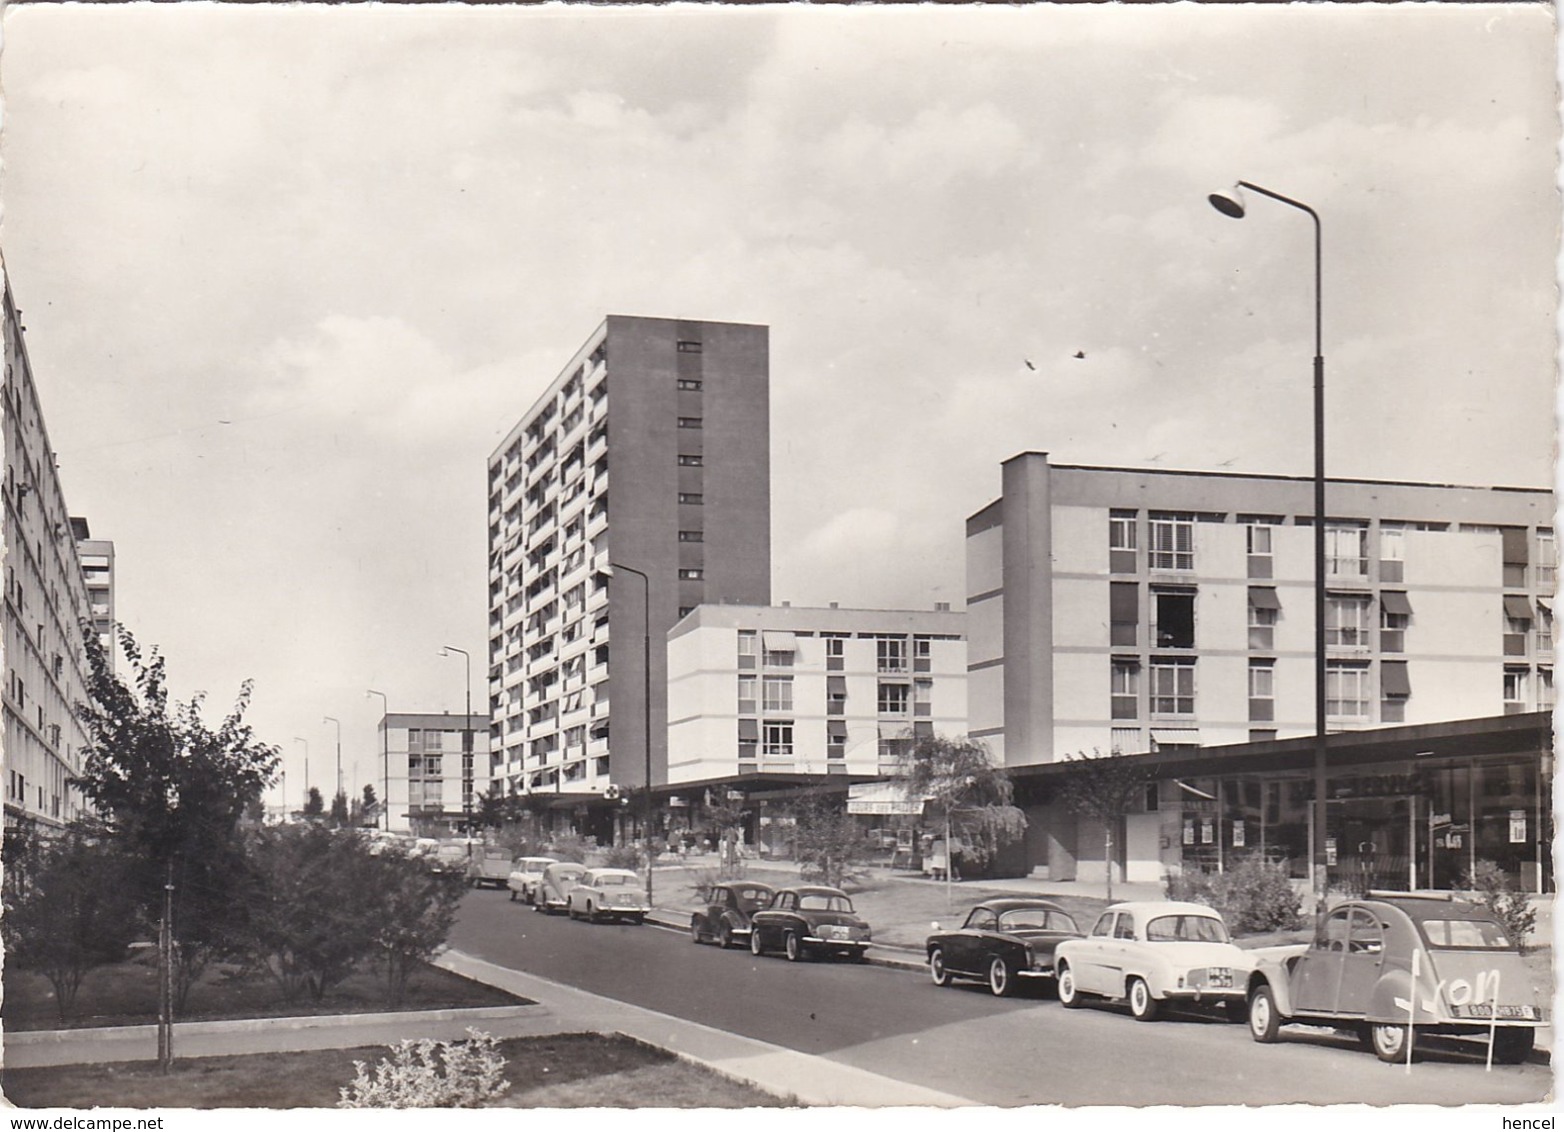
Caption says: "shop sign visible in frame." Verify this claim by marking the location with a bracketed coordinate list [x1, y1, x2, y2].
[1330, 772, 1424, 799]
[1325, 838, 1338, 866]
[668, 796, 688, 808]
[1232, 820, 1245, 849]
[1509, 810, 1527, 844]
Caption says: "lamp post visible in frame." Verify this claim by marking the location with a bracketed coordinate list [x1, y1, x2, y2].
[366, 689, 391, 832]
[293, 736, 309, 812]
[597, 561, 654, 909]
[323, 716, 342, 814]
[1209, 180, 1329, 913]
[440, 646, 473, 835]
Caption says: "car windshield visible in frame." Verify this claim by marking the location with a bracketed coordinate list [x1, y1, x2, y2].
[595, 874, 633, 886]
[1420, 917, 1513, 950]
[798, 894, 854, 913]
[1146, 914, 1229, 943]
[735, 888, 770, 907]
[520, 860, 552, 870]
[999, 908, 1078, 933]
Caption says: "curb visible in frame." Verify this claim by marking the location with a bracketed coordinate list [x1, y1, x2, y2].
[5, 1003, 548, 1047]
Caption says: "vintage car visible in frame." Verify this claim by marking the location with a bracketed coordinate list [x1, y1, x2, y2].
[468, 848, 515, 889]
[749, 885, 872, 962]
[533, 861, 590, 915]
[926, 898, 1084, 997]
[1244, 893, 1547, 1064]
[1054, 901, 1253, 1021]
[426, 841, 472, 877]
[567, 867, 650, 924]
[506, 856, 558, 904]
[689, 881, 776, 948]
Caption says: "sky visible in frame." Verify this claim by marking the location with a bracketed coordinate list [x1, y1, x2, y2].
[2, 2, 1557, 814]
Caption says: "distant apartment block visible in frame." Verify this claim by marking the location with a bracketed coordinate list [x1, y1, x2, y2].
[968, 452, 1555, 766]
[487, 317, 770, 813]
[72, 517, 115, 669]
[667, 603, 967, 784]
[375, 711, 492, 836]
[2, 273, 98, 829]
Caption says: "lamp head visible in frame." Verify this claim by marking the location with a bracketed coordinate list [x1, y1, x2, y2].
[1208, 186, 1247, 219]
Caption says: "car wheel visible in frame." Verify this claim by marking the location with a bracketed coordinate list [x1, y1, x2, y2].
[1493, 1027, 1535, 1065]
[1247, 984, 1280, 1042]
[1370, 1023, 1414, 1063]
[1057, 963, 1083, 1009]
[586, 902, 599, 924]
[988, 956, 1015, 998]
[690, 917, 704, 944]
[750, 927, 766, 957]
[784, 931, 806, 962]
[719, 924, 735, 950]
[1127, 977, 1159, 1022]
[567, 899, 578, 921]
[929, 947, 953, 987]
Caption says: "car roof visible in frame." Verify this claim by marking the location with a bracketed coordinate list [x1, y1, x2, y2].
[544, 861, 587, 872]
[515, 857, 556, 866]
[1346, 895, 1498, 924]
[1103, 901, 1224, 918]
[781, 885, 848, 897]
[722, 881, 775, 892]
[971, 898, 1070, 914]
[586, 867, 638, 878]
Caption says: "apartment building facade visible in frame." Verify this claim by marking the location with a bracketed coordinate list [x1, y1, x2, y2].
[375, 711, 492, 836]
[72, 517, 115, 669]
[2, 275, 99, 830]
[666, 603, 967, 784]
[486, 317, 770, 833]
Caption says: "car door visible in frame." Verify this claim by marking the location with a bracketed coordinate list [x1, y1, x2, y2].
[1074, 912, 1119, 995]
[1292, 907, 1351, 1015]
[1334, 908, 1387, 1017]
[951, 907, 997, 975]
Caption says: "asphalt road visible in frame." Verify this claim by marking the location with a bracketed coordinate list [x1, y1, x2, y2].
[449, 889, 1552, 1107]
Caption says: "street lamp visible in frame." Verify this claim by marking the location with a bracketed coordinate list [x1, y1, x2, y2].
[367, 689, 391, 832]
[1209, 179, 1329, 913]
[440, 646, 473, 835]
[596, 561, 654, 909]
[293, 736, 309, 812]
[323, 716, 342, 809]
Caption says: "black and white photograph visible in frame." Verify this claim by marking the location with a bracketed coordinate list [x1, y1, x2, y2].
[0, 0, 1556, 1119]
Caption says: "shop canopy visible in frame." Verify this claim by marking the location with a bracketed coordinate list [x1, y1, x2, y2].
[846, 780, 927, 815]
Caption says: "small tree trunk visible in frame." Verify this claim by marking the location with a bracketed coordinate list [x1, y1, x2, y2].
[1104, 822, 1114, 905]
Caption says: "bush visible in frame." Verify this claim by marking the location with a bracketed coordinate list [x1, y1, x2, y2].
[602, 844, 645, 871]
[684, 862, 746, 903]
[1163, 854, 1301, 935]
[545, 833, 592, 864]
[338, 1029, 510, 1108]
[1460, 859, 1537, 952]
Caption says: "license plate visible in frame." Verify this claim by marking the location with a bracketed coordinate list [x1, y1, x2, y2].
[1208, 969, 1232, 988]
[821, 926, 848, 940]
[1462, 1004, 1536, 1020]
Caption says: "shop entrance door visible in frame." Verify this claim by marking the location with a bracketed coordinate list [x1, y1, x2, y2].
[1326, 795, 1416, 892]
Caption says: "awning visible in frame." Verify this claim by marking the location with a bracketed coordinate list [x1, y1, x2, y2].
[1539, 597, 1553, 613]
[761, 630, 797, 652]
[738, 719, 759, 741]
[1503, 595, 1534, 620]
[827, 719, 848, 740]
[1176, 779, 1217, 800]
[1151, 729, 1201, 748]
[827, 675, 848, 696]
[913, 721, 935, 738]
[1379, 591, 1413, 616]
[1502, 527, 1528, 565]
[846, 781, 926, 815]
[1248, 587, 1281, 610]
[1381, 660, 1411, 697]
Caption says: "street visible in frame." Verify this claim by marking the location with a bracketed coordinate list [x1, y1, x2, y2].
[448, 889, 1552, 1107]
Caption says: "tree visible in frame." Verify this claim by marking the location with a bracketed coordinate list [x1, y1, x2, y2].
[1, 826, 141, 1022]
[360, 783, 380, 828]
[790, 795, 872, 889]
[373, 850, 465, 1008]
[892, 734, 1026, 878]
[330, 789, 350, 828]
[72, 625, 279, 1064]
[1053, 749, 1150, 904]
[304, 786, 325, 817]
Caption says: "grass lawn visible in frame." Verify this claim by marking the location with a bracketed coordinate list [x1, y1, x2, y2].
[2, 949, 529, 1032]
[1, 1033, 789, 1109]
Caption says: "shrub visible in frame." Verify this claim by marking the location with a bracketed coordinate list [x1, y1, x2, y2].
[338, 1029, 510, 1108]
[545, 833, 592, 864]
[1163, 854, 1301, 935]
[1460, 859, 1537, 952]
[684, 862, 747, 903]
[602, 844, 645, 871]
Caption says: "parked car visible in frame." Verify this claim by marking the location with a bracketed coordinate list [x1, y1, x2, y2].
[1054, 901, 1253, 1021]
[427, 842, 472, 877]
[533, 861, 590, 915]
[507, 857, 558, 904]
[1244, 893, 1547, 1064]
[926, 898, 1084, 997]
[750, 885, 872, 962]
[690, 881, 776, 948]
[468, 848, 515, 889]
[567, 867, 649, 924]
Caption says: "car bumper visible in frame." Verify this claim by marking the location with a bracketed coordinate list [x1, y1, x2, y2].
[1162, 987, 1246, 1002]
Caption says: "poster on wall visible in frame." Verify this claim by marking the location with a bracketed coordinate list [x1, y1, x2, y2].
[1232, 820, 1245, 849]
[1509, 809, 1527, 844]
[1326, 838, 1338, 866]
[1183, 820, 1195, 846]
[1200, 818, 1213, 845]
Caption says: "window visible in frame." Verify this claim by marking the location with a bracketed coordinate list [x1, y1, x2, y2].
[1246, 521, 1274, 561]
[1538, 603, 1554, 656]
[1502, 527, 1529, 587]
[1380, 525, 1405, 583]
[1503, 667, 1529, 713]
[1381, 660, 1410, 722]
[1111, 661, 1139, 720]
[876, 636, 908, 673]
[1110, 726, 1141, 755]
[1539, 667, 1555, 710]
[1538, 530, 1556, 589]
[1149, 513, 1193, 571]
[1504, 596, 1533, 656]
[677, 454, 704, 467]
[913, 637, 932, 672]
[762, 721, 794, 759]
[678, 568, 704, 580]
[1326, 524, 1368, 578]
[425, 756, 442, 775]
[762, 646, 794, 668]
[678, 492, 704, 505]
[1326, 594, 1371, 648]
[877, 682, 909, 715]
[1149, 659, 1194, 715]
[677, 417, 703, 429]
[763, 677, 793, 713]
[827, 675, 848, 713]
[914, 678, 932, 716]
[1153, 589, 1195, 649]
[676, 340, 703, 353]
[1110, 582, 1138, 646]
[1248, 661, 1274, 722]
[825, 636, 845, 670]
[1109, 511, 1138, 572]
[1326, 663, 1370, 719]
[678, 530, 703, 542]
[1380, 591, 1411, 653]
[407, 729, 423, 752]
[676, 378, 703, 391]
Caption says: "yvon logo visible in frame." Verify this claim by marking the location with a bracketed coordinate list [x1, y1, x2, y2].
[1394, 967, 1501, 1013]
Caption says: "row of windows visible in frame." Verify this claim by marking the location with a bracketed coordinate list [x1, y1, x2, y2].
[733, 675, 933, 713]
[732, 720, 933, 761]
[736, 632, 935, 672]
